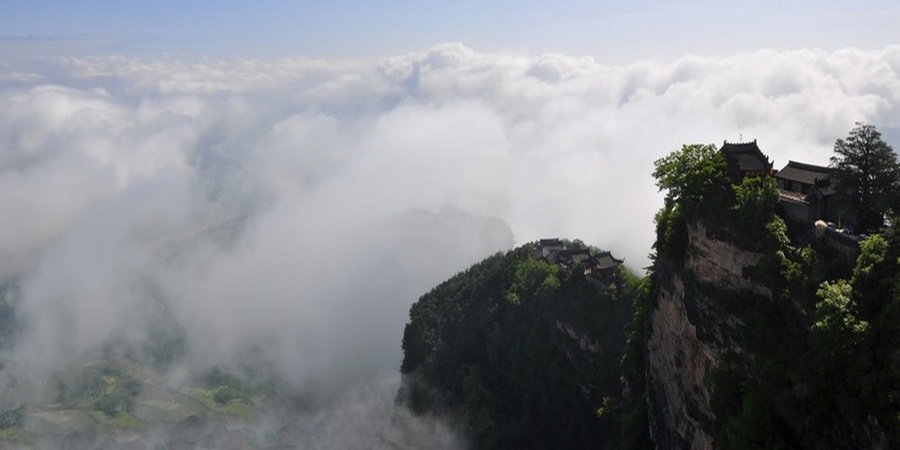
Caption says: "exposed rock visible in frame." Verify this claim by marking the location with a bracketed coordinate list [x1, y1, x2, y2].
[684, 222, 768, 297]
[647, 271, 716, 449]
[556, 320, 603, 353]
[646, 221, 762, 449]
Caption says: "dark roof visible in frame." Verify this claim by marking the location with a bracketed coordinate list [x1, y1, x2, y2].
[569, 249, 592, 263]
[776, 160, 832, 186]
[721, 140, 771, 171]
[594, 251, 624, 270]
[539, 238, 562, 247]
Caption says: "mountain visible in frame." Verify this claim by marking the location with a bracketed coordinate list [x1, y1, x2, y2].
[399, 142, 900, 449]
[397, 240, 639, 448]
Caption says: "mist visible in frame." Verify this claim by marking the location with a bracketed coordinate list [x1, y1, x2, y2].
[2, 43, 900, 446]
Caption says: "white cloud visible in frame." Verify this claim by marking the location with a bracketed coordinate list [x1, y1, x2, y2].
[1, 44, 900, 434]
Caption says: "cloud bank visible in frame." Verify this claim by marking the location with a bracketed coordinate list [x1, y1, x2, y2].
[1, 43, 900, 441]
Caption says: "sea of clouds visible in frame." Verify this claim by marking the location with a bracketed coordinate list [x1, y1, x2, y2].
[1, 43, 900, 445]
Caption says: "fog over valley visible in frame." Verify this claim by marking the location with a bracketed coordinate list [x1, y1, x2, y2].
[2, 43, 900, 447]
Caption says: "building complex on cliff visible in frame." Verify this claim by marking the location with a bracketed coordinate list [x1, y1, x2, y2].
[720, 140, 844, 227]
[535, 238, 623, 281]
[720, 140, 858, 258]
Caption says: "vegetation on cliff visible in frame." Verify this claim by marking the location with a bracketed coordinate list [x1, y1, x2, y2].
[399, 241, 640, 448]
[621, 125, 900, 449]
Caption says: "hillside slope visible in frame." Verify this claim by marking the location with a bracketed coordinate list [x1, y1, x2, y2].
[398, 241, 639, 448]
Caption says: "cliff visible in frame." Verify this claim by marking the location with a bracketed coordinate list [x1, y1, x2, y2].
[646, 221, 767, 448]
[640, 215, 897, 449]
[636, 142, 900, 449]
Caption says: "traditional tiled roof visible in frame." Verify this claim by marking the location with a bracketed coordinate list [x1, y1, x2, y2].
[594, 252, 624, 270]
[721, 140, 771, 171]
[776, 160, 831, 186]
[534, 239, 623, 275]
[568, 249, 592, 263]
[538, 238, 563, 248]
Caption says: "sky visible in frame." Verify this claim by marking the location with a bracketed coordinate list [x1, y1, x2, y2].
[1, 2, 899, 447]
[2, 1, 899, 60]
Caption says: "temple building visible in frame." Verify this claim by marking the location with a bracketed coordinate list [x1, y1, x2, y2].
[775, 160, 841, 224]
[720, 140, 774, 184]
[534, 239, 623, 280]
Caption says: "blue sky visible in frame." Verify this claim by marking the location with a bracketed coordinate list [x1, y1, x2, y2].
[1, 0, 897, 61]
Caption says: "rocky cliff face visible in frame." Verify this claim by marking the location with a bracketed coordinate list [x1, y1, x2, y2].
[646, 221, 769, 449]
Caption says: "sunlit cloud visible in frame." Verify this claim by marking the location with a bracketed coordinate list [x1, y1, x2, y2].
[1, 44, 899, 430]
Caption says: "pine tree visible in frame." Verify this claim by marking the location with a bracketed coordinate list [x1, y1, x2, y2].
[830, 123, 900, 232]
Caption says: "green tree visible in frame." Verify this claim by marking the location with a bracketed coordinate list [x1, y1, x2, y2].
[830, 123, 900, 232]
[652, 143, 729, 262]
[849, 218, 900, 319]
[732, 175, 780, 235]
[652, 143, 728, 210]
[813, 280, 867, 340]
